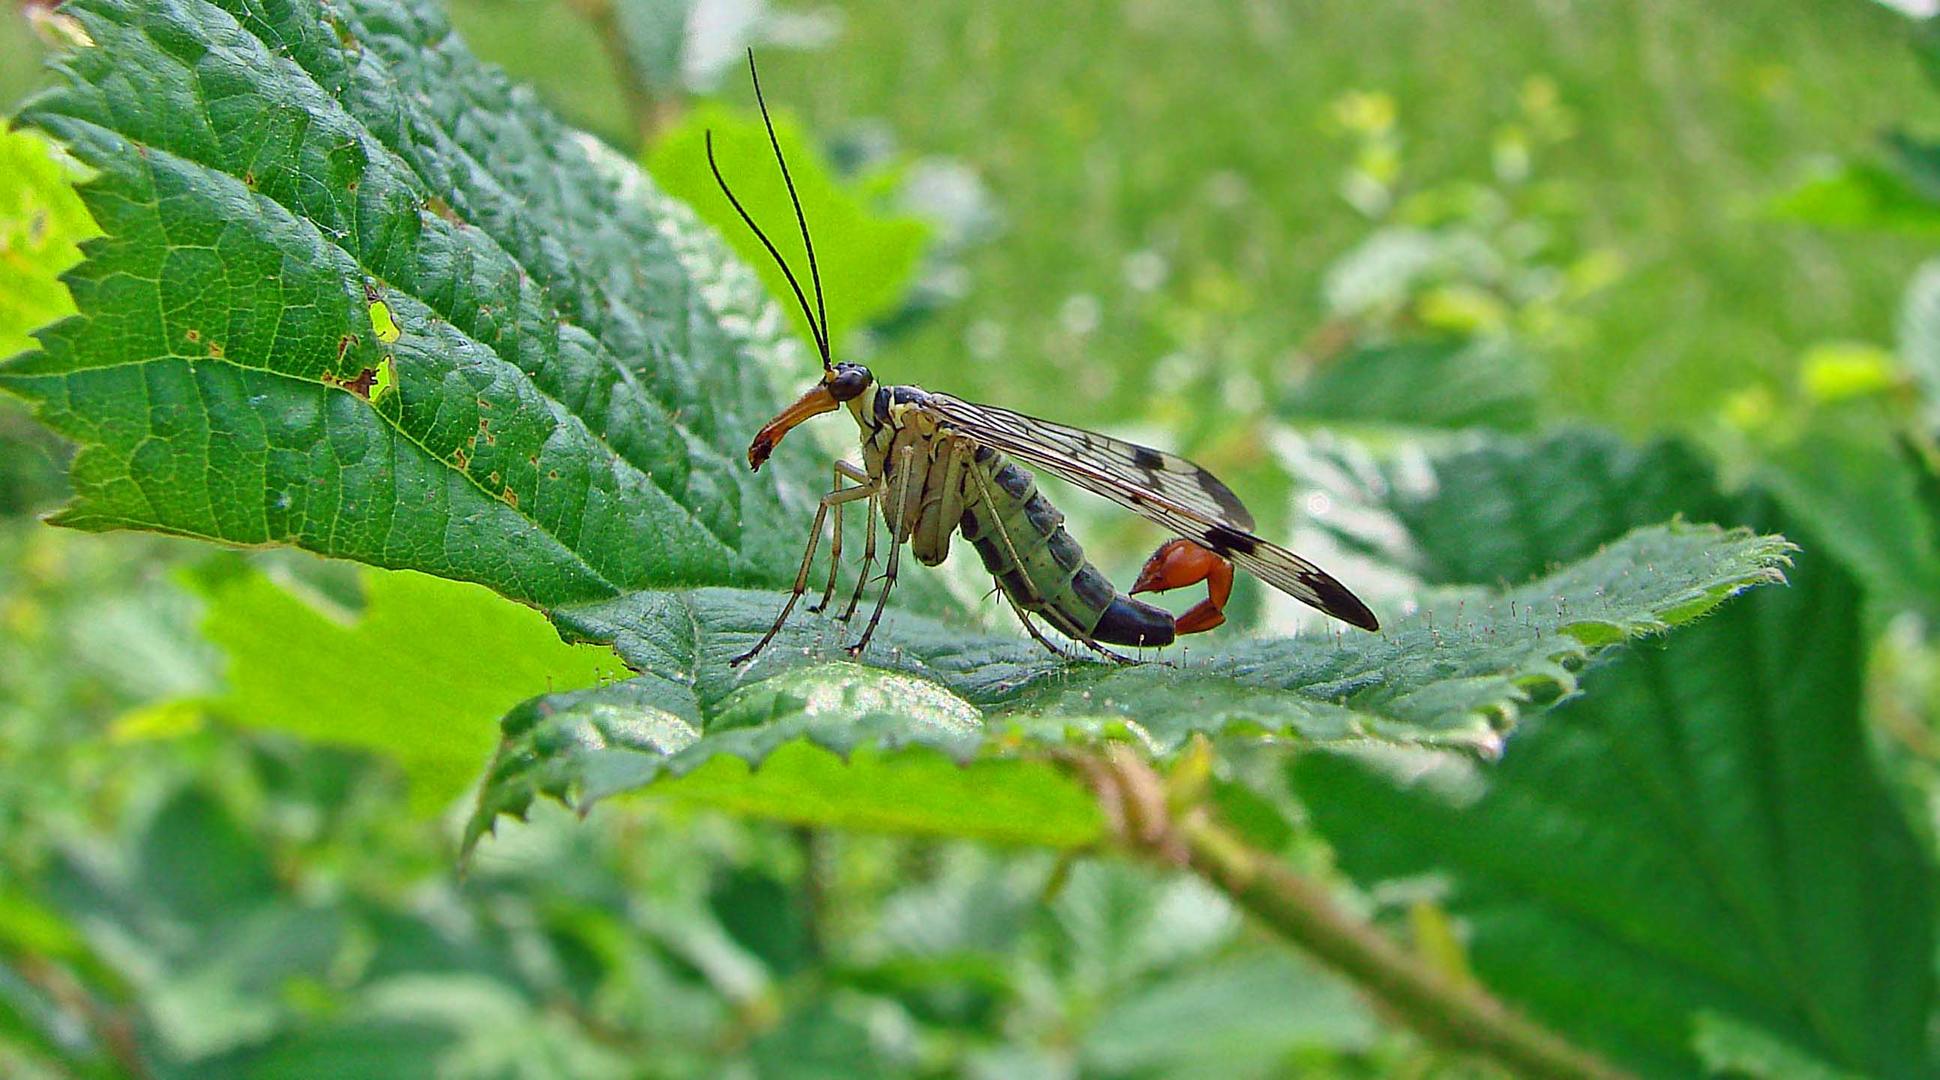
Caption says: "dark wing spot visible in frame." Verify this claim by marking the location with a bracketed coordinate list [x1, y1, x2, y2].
[1203, 524, 1260, 557]
[1305, 570, 1380, 631]
[1132, 445, 1165, 470]
[1196, 467, 1253, 527]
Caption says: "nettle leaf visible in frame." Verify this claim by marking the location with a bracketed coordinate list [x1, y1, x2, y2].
[189, 561, 623, 816]
[1757, 420, 1940, 623]
[1296, 517, 1934, 1079]
[0, 128, 95, 356]
[0, 0, 829, 603]
[1287, 427, 1723, 590]
[464, 520, 1788, 851]
[1288, 435, 1936, 1078]
[1282, 337, 1540, 432]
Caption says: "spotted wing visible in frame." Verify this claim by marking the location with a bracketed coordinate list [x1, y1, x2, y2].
[922, 393, 1379, 630]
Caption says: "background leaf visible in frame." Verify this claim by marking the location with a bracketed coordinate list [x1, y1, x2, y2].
[648, 104, 930, 350]
[1768, 160, 1940, 236]
[1290, 437, 1936, 1078]
[1281, 336, 1540, 432]
[189, 561, 624, 815]
[0, 127, 94, 514]
[0, 127, 92, 356]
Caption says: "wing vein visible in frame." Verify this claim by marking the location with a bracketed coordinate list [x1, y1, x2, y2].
[920, 393, 1378, 630]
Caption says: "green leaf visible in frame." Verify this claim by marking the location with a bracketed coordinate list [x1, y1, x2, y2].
[0, 127, 95, 358]
[746, 999, 882, 1080]
[1768, 160, 1940, 236]
[1756, 420, 1940, 623]
[1293, 507, 1936, 1077]
[1291, 428, 1724, 588]
[1898, 258, 1940, 430]
[189, 560, 621, 815]
[1080, 951, 1377, 1079]
[647, 104, 930, 349]
[1, 0, 827, 602]
[0, 127, 97, 515]
[464, 520, 1789, 851]
[1691, 1013, 1867, 1080]
[1282, 337, 1540, 432]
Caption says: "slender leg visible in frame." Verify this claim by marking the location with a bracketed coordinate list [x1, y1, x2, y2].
[809, 460, 872, 614]
[964, 461, 1136, 665]
[847, 443, 916, 656]
[838, 485, 880, 622]
[1000, 590, 1080, 662]
[732, 480, 879, 667]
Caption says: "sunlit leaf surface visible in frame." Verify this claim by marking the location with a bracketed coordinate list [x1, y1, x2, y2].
[467, 520, 1789, 850]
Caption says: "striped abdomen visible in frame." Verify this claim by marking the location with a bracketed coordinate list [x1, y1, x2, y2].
[959, 448, 1175, 648]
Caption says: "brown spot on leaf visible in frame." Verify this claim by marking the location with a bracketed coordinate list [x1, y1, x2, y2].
[242, 170, 255, 188]
[184, 328, 200, 343]
[325, 367, 378, 399]
[452, 447, 470, 469]
[426, 195, 462, 225]
[336, 334, 355, 363]
[503, 488, 519, 509]
[206, 341, 225, 359]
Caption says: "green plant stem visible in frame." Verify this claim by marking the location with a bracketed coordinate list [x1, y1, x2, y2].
[566, 0, 683, 149]
[1180, 815, 1630, 1080]
[1082, 746, 1631, 1080]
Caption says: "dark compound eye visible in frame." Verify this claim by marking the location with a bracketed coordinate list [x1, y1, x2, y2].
[828, 364, 873, 402]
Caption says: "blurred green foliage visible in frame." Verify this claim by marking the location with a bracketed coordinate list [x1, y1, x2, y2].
[649, 104, 929, 351]
[4, 1, 1940, 1078]
[446, 0, 1940, 434]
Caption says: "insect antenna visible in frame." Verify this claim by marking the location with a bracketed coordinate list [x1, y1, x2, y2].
[705, 131, 830, 369]
[745, 49, 830, 366]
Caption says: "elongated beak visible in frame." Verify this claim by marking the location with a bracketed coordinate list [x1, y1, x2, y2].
[748, 383, 840, 470]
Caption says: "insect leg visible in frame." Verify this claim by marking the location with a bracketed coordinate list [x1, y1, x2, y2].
[838, 484, 880, 622]
[1131, 538, 1234, 635]
[999, 590, 1081, 662]
[964, 458, 1136, 665]
[732, 479, 879, 667]
[847, 443, 916, 656]
[809, 460, 872, 614]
